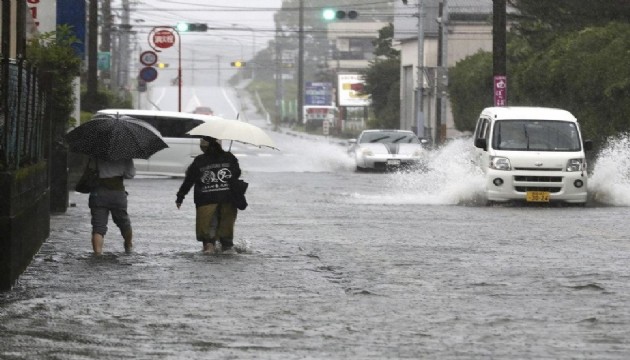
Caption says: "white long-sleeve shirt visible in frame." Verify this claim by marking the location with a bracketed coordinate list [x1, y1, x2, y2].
[96, 159, 136, 179]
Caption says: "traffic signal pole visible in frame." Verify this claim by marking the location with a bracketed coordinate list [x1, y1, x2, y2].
[177, 28, 182, 111]
[148, 26, 182, 111]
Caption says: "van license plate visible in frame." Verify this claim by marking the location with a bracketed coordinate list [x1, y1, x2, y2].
[387, 159, 401, 166]
[526, 191, 550, 202]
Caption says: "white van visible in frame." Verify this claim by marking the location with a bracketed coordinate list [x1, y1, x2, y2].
[97, 109, 212, 176]
[472, 107, 593, 205]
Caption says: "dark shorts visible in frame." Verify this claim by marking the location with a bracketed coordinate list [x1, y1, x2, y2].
[89, 187, 131, 236]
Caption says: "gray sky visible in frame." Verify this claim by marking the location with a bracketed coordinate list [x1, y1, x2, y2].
[121, 0, 283, 86]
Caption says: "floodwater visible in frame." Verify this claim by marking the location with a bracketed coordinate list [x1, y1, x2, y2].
[2, 131, 630, 359]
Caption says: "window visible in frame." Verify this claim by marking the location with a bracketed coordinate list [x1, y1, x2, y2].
[132, 115, 204, 138]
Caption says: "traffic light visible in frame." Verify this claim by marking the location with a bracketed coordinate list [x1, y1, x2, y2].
[158, 63, 169, 69]
[322, 8, 358, 20]
[230, 60, 246, 68]
[175, 22, 208, 32]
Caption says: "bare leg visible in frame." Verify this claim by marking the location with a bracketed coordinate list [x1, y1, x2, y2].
[92, 233, 104, 255]
[203, 241, 216, 254]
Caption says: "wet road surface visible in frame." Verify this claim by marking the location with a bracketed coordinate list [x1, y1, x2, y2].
[2, 133, 630, 359]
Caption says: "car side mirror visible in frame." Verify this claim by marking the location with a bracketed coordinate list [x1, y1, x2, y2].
[474, 138, 487, 149]
[583, 139, 593, 151]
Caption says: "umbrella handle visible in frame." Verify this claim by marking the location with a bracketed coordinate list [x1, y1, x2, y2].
[228, 140, 233, 151]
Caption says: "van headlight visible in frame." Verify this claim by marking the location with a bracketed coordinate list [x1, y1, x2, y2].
[361, 148, 374, 156]
[490, 156, 511, 171]
[566, 158, 585, 172]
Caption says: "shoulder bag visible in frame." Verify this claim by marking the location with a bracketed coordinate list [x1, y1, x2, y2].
[75, 158, 100, 194]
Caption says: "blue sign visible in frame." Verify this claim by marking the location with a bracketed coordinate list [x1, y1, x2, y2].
[139, 67, 158, 82]
[57, 0, 86, 58]
[305, 82, 333, 106]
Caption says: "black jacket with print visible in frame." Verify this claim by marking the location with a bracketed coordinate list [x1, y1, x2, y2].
[176, 150, 241, 207]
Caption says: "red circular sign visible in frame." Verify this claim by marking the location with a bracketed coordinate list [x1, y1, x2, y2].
[153, 30, 176, 49]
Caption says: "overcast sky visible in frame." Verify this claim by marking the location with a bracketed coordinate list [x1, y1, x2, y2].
[124, 1, 282, 65]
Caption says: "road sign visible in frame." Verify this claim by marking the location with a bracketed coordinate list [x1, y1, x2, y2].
[139, 66, 158, 82]
[494, 75, 507, 106]
[153, 29, 176, 49]
[140, 50, 158, 66]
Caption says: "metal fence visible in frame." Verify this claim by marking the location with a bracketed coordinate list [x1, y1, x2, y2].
[0, 59, 47, 171]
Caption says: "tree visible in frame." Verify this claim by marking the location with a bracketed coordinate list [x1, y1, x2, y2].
[507, 0, 630, 49]
[26, 25, 82, 129]
[512, 22, 630, 142]
[447, 50, 493, 132]
[361, 23, 400, 129]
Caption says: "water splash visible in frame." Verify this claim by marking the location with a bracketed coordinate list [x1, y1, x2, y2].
[352, 138, 486, 205]
[589, 134, 630, 206]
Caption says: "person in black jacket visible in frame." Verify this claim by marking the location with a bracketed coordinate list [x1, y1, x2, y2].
[176, 137, 241, 254]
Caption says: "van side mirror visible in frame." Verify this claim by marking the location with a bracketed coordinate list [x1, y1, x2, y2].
[583, 139, 593, 151]
[474, 138, 487, 150]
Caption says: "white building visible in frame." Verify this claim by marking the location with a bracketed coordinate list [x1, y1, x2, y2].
[395, 0, 493, 142]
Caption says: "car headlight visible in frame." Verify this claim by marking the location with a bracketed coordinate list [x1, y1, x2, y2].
[566, 158, 585, 172]
[490, 156, 511, 171]
[412, 149, 424, 157]
[361, 148, 374, 156]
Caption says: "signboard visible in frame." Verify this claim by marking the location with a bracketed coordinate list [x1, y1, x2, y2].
[322, 120, 330, 135]
[305, 82, 333, 106]
[27, 0, 56, 32]
[140, 51, 158, 66]
[139, 67, 158, 82]
[337, 74, 370, 107]
[28, 0, 86, 57]
[494, 75, 507, 106]
[97, 52, 111, 71]
[153, 30, 176, 49]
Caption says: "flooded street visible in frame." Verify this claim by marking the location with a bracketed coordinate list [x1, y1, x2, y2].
[2, 132, 630, 359]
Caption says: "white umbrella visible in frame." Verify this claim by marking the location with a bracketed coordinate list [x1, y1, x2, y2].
[187, 116, 278, 150]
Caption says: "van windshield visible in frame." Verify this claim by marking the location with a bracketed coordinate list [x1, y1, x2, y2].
[492, 120, 581, 151]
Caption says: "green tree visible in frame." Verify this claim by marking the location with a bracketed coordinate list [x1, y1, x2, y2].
[447, 50, 493, 132]
[508, 0, 630, 49]
[512, 22, 630, 142]
[26, 25, 82, 129]
[361, 23, 400, 129]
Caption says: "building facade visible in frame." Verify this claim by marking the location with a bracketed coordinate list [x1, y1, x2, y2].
[395, 0, 493, 142]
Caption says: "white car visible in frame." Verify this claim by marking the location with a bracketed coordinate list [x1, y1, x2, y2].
[97, 109, 214, 176]
[348, 129, 428, 171]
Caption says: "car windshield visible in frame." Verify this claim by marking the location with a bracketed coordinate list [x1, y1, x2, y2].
[360, 131, 420, 144]
[492, 120, 581, 151]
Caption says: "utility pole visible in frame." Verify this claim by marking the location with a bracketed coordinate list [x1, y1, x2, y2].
[119, 0, 131, 90]
[435, 0, 449, 144]
[297, 0, 305, 126]
[87, 0, 98, 101]
[493, 0, 507, 106]
[100, 0, 112, 89]
[274, 28, 282, 129]
[415, 0, 425, 139]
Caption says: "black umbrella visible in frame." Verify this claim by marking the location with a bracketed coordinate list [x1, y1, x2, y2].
[65, 114, 168, 161]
